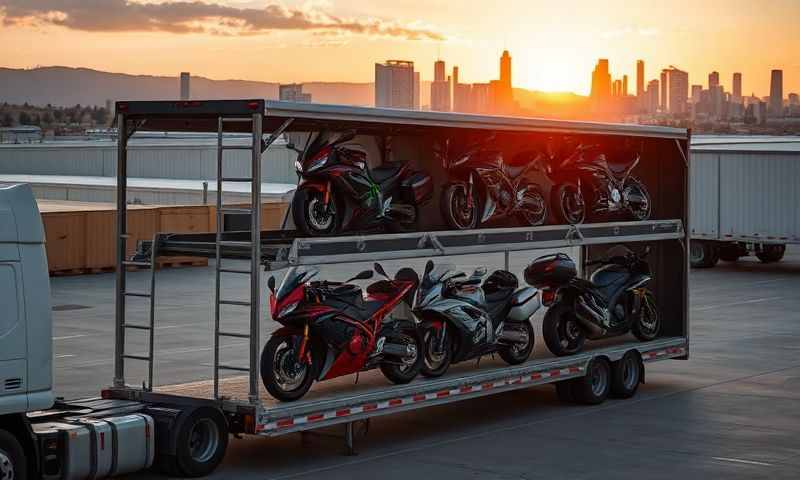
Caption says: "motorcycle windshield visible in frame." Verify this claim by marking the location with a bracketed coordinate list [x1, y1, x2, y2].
[421, 264, 458, 290]
[276, 266, 319, 301]
[305, 130, 353, 158]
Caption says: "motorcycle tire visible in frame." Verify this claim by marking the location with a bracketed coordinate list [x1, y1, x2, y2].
[542, 302, 586, 356]
[516, 186, 548, 227]
[622, 176, 652, 221]
[441, 182, 479, 230]
[552, 182, 586, 225]
[292, 187, 340, 236]
[261, 334, 317, 402]
[380, 329, 424, 384]
[632, 290, 661, 342]
[420, 322, 453, 378]
[498, 320, 535, 365]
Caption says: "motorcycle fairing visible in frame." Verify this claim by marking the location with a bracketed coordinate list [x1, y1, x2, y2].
[507, 288, 541, 322]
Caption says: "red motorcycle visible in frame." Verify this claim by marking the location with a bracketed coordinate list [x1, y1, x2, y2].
[261, 263, 423, 401]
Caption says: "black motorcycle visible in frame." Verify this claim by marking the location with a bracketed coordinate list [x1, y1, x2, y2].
[437, 136, 548, 230]
[290, 130, 433, 236]
[547, 143, 651, 224]
[413, 260, 541, 377]
[525, 246, 660, 356]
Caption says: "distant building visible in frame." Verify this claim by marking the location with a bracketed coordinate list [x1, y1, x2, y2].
[375, 60, 416, 109]
[691, 85, 703, 104]
[430, 59, 451, 112]
[452, 66, 472, 113]
[659, 70, 667, 111]
[471, 83, 491, 113]
[0, 126, 42, 144]
[413, 72, 421, 110]
[769, 69, 784, 117]
[180, 72, 190, 100]
[636, 60, 645, 98]
[663, 66, 689, 114]
[645, 79, 660, 114]
[491, 51, 514, 114]
[622, 75, 629, 97]
[279, 84, 312, 103]
[612, 79, 622, 97]
[708, 71, 719, 90]
[732, 72, 742, 103]
[591, 59, 612, 100]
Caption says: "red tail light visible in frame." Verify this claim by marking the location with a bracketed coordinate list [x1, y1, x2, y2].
[542, 289, 556, 306]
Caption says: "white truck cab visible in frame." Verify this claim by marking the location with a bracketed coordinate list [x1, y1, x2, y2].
[0, 183, 54, 416]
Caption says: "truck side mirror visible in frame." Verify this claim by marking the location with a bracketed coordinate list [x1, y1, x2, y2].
[267, 276, 276, 293]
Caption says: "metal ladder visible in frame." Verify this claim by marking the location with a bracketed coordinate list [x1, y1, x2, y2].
[213, 114, 263, 402]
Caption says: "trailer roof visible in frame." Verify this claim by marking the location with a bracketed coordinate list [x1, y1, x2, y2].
[116, 99, 688, 139]
[691, 135, 800, 154]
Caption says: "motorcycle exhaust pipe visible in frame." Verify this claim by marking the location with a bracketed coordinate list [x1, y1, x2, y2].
[382, 342, 417, 358]
[498, 327, 528, 344]
[575, 297, 607, 339]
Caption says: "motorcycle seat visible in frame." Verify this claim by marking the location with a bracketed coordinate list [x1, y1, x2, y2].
[371, 164, 404, 185]
[502, 163, 527, 179]
[343, 300, 385, 322]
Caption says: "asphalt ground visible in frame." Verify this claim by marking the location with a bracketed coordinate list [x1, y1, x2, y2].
[49, 246, 800, 479]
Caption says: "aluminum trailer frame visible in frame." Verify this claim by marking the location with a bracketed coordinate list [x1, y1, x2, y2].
[110, 99, 690, 451]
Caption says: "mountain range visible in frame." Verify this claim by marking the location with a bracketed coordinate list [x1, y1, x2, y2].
[0, 66, 589, 117]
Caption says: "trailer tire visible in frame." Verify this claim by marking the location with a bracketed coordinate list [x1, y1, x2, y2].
[571, 358, 611, 405]
[554, 380, 575, 403]
[718, 243, 744, 262]
[163, 407, 229, 478]
[610, 352, 642, 399]
[690, 241, 718, 268]
[0, 429, 28, 480]
[756, 244, 785, 263]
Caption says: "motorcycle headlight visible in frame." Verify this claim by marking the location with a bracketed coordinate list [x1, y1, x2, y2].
[306, 153, 329, 173]
[294, 159, 303, 173]
[278, 301, 300, 318]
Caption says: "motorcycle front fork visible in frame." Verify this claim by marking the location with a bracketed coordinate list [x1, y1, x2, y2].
[297, 322, 311, 364]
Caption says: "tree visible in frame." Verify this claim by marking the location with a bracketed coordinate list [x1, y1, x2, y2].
[1, 112, 13, 127]
[18, 111, 31, 125]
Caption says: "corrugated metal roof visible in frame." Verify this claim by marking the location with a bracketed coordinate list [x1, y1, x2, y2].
[691, 135, 800, 154]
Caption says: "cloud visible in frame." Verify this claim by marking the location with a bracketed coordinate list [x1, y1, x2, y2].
[0, 0, 444, 40]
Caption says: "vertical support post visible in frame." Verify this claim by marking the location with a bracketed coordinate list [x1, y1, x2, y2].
[213, 117, 223, 399]
[249, 112, 263, 404]
[504, 250, 510, 272]
[344, 422, 356, 456]
[114, 113, 128, 388]
[147, 233, 159, 391]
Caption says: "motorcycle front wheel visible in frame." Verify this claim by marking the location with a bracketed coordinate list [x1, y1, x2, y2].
[292, 187, 340, 236]
[622, 177, 652, 221]
[260, 334, 317, 402]
[516, 186, 548, 226]
[441, 182, 479, 230]
[542, 302, 586, 356]
[380, 329, 424, 384]
[420, 322, 453, 378]
[552, 182, 586, 225]
[632, 290, 661, 341]
[498, 320, 535, 365]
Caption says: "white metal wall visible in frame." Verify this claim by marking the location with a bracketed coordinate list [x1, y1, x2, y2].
[691, 151, 800, 242]
[0, 141, 298, 184]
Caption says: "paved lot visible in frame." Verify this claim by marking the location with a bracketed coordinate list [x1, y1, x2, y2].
[50, 247, 800, 479]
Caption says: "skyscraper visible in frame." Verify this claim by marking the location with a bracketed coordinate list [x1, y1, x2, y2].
[622, 75, 628, 97]
[691, 85, 703, 104]
[375, 60, 416, 109]
[769, 69, 784, 116]
[500, 50, 511, 88]
[431, 59, 451, 112]
[660, 70, 667, 111]
[708, 71, 719, 89]
[180, 72, 190, 100]
[664, 66, 689, 114]
[591, 59, 612, 100]
[732, 73, 742, 103]
[636, 60, 644, 98]
[645, 79, 659, 114]
[490, 50, 514, 114]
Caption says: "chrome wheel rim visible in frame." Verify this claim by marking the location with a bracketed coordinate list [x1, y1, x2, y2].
[622, 356, 639, 391]
[521, 191, 547, 225]
[307, 196, 334, 231]
[561, 186, 585, 224]
[423, 329, 446, 370]
[590, 362, 609, 397]
[450, 186, 475, 228]
[188, 418, 220, 464]
[0, 449, 14, 480]
[274, 341, 308, 391]
[624, 183, 651, 220]
[397, 333, 419, 372]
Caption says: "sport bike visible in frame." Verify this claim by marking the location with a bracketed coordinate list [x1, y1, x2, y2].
[414, 260, 540, 377]
[437, 136, 548, 230]
[525, 246, 660, 357]
[290, 130, 432, 236]
[262, 263, 422, 401]
[548, 143, 651, 224]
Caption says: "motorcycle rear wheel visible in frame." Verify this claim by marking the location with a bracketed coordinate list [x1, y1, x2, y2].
[542, 302, 586, 356]
[441, 182, 479, 230]
[622, 177, 652, 221]
[498, 320, 535, 365]
[292, 187, 340, 236]
[632, 290, 660, 341]
[261, 335, 317, 402]
[380, 330, 424, 384]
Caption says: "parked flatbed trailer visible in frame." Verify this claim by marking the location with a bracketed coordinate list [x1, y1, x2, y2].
[1, 100, 689, 479]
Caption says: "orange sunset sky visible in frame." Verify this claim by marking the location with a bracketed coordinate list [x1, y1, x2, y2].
[1, 0, 798, 97]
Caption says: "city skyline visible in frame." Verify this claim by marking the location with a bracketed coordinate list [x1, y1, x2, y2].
[1, 0, 799, 97]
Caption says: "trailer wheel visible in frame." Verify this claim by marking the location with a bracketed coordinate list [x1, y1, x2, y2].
[756, 244, 785, 264]
[610, 352, 642, 399]
[162, 407, 229, 478]
[718, 243, 745, 262]
[689, 241, 718, 268]
[571, 358, 611, 405]
[554, 381, 575, 403]
[0, 429, 28, 480]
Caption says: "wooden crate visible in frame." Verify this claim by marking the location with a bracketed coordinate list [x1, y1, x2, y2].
[207, 201, 289, 231]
